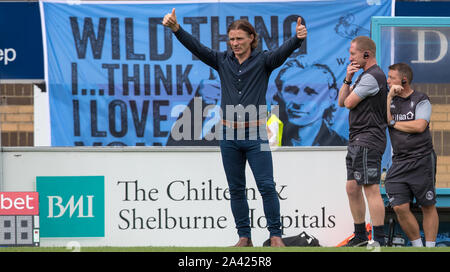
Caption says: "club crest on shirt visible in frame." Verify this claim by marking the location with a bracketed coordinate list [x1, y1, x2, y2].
[407, 111, 414, 120]
[426, 190, 434, 200]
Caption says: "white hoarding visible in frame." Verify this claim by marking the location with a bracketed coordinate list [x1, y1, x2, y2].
[1, 146, 354, 247]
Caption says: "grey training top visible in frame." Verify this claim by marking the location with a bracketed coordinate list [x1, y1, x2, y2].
[389, 90, 434, 161]
[348, 64, 388, 153]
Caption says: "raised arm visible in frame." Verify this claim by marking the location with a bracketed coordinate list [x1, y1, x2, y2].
[386, 84, 399, 124]
[388, 85, 429, 134]
[162, 8, 180, 32]
[264, 17, 306, 69]
[162, 8, 220, 70]
[338, 62, 361, 109]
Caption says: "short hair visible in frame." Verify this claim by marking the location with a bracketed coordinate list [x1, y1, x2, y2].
[351, 36, 376, 57]
[275, 59, 338, 98]
[389, 62, 413, 84]
[273, 59, 338, 125]
[227, 19, 259, 49]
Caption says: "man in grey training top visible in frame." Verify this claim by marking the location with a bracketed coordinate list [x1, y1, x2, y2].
[385, 62, 438, 247]
[338, 36, 387, 246]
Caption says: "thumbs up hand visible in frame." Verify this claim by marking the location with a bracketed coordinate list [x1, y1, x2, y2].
[296, 16, 307, 39]
[163, 8, 180, 32]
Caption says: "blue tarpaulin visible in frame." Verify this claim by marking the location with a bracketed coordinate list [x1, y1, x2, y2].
[40, 0, 392, 146]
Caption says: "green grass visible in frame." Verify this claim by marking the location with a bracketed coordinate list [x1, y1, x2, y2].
[1, 246, 449, 252]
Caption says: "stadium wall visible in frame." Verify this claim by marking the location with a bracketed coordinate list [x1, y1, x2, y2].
[0, 0, 449, 188]
[1, 80, 449, 188]
[1, 146, 354, 247]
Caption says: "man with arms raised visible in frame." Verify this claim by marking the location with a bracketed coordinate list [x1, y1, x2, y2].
[163, 8, 307, 247]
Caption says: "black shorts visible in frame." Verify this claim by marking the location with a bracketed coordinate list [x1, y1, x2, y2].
[385, 151, 437, 207]
[346, 145, 382, 185]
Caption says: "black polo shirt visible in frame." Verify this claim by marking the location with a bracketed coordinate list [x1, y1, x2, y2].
[174, 26, 303, 122]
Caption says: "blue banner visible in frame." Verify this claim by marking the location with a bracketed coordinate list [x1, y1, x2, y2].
[41, 0, 391, 146]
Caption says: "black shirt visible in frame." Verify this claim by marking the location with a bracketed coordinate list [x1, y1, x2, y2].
[174, 26, 303, 122]
[348, 64, 388, 153]
[389, 91, 433, 162]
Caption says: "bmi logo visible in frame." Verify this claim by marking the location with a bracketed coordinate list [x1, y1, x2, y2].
[36, 176, 104, 237]
[47, 195, 94, 218]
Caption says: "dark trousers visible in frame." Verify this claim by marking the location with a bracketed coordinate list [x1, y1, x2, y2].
[219, 126, 282, 238]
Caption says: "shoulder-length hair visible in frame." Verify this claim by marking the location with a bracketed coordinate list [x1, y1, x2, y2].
[227, 19, 259, 49]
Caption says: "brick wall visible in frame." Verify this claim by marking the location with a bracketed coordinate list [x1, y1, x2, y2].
[0, 84, 34, 146]
[1, 82, 449, 188]
[414, 83, 450, 188]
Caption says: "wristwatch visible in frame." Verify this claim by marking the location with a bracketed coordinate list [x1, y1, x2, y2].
[343, 79, 352, 85]
[389, 119, 396, 127]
